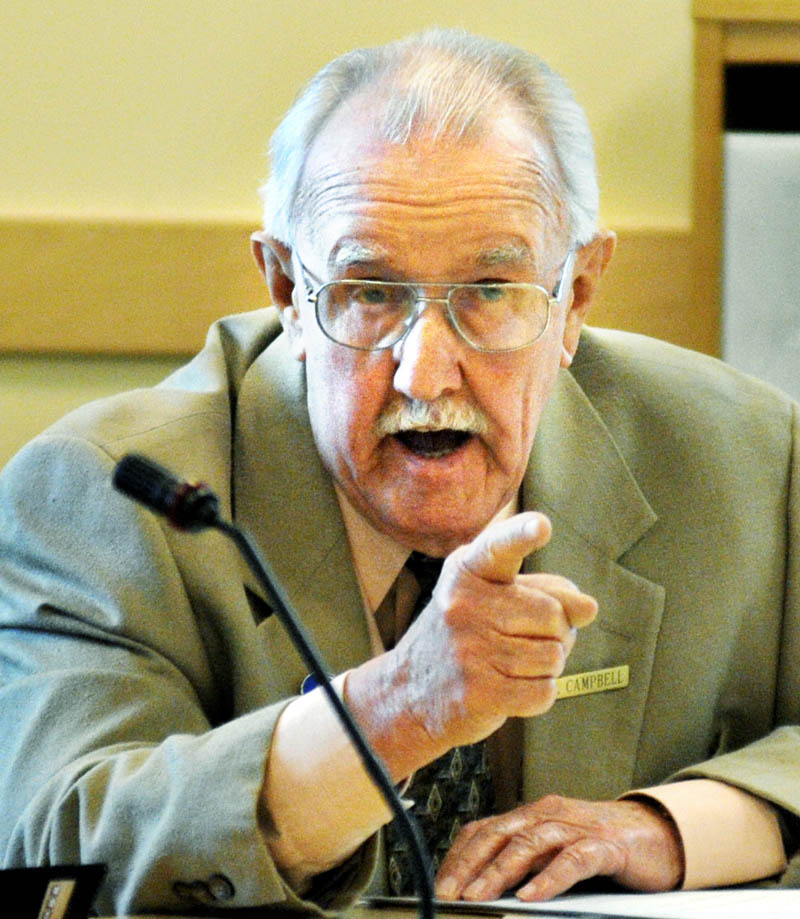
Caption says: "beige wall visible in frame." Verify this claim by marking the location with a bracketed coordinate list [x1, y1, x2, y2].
[2, 0, 692, 224]
[0, 354, 184, 470]
[0, 0, 693, 468]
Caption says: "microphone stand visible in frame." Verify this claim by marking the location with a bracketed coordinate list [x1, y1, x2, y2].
[113, 453, 435, 919]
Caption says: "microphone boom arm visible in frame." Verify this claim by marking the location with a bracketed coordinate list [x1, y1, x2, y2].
[112, 453, 434, 918]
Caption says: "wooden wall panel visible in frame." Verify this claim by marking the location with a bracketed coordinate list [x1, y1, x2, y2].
[591, 228, 701, 352]
[1, 218, 703, 356]
[0, 218, 266, 356]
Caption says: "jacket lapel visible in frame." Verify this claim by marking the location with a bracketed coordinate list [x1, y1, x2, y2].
[521, 367, 666, 800]
[232, 333, 372, 696]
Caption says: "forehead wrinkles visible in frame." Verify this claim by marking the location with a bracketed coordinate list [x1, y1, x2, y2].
[296, 150, 567, 243]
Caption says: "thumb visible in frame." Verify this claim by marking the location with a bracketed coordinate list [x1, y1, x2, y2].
[459, 512, 552, 584]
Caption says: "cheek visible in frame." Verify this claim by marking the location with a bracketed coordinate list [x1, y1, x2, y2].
[306, 352, 354, 446]
[304, 345, 393, 468]
[485, 350, 561, 461]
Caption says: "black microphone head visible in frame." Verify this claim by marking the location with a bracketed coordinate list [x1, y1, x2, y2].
[113, 453, 220, 531]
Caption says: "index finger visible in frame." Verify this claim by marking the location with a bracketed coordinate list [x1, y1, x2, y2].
[459, 512, 552, 584]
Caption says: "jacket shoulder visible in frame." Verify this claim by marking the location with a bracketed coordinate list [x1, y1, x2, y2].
[38, 309, 283, 453]
[570, 327, 797, 491]
[574, 326, 795, 420]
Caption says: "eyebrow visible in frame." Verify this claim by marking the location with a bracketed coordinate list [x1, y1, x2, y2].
[328, 240, 536, 274]
[331, 242, 391, 270]
[475, 243, 534, 268]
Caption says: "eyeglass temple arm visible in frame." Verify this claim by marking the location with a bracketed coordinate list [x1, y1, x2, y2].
[552, 249, 577, 303]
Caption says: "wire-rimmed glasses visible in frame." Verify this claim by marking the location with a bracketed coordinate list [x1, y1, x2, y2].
[297, 250, 576, 353]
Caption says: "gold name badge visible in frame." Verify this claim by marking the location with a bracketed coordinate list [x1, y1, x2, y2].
[556, 664, 630, 700]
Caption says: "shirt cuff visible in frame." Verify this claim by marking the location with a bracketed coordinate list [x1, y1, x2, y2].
[623, 779, 787, 889]
[262, 672, 394, 891]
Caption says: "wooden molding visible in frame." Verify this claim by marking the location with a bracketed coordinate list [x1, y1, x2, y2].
[689, 3, 800, 362]
[691, 18, 725, 352]
[0, 216, 267, 356]
[591, 228, 703, 353]
[726, 23, 800, 62]
[1, 216, 702, 356]
[693, 0, 800, 22]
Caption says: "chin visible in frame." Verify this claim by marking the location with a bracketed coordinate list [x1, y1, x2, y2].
[385, 507, 492, 556]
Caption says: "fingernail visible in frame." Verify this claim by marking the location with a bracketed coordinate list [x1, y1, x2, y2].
[523, 517, 541, 540]
[435, 878, 457, 900]
[516, 881, 539, 901]
[463, 879, 488, 900]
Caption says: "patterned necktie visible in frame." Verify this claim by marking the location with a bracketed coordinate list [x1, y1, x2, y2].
[385, 552, 494, 895]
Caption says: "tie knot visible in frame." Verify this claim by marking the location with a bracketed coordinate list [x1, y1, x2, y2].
[406, 551, 445, 600]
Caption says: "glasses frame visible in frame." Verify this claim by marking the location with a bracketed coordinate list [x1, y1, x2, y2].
[296, 249, 577, 353]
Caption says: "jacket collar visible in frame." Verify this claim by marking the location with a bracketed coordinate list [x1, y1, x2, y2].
[521, 351, 665, 799]
[523, 364, 657, 560]
[232, 331, 374, 677]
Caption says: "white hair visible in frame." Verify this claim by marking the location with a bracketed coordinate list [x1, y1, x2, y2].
[260, 28, 599, 248]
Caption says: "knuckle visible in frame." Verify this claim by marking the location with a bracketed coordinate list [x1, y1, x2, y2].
[460, 814, 502, 844]
[506, 829, 541, 858]
[517, 679, 558, 716]
[506, 640, 565, 680]
[542, 640, 567, 674]
[535, 592, 563, 622]
[538, 600, 572, 638]
[560, 843, 593, 871]
[445, 547, 474, 585]
[478, 858, 507, 881]
[539, 574, 578, 593]
[460, 816, 486, 836]
[539, 680, 559, 711]
[536, 793, 570, 812]
[556, 838, 623, 882]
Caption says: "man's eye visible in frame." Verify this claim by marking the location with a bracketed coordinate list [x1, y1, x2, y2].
[475, 284, 507, 302]
[353, 284, 390, 305]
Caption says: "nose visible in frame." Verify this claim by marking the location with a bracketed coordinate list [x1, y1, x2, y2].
[391, 299, 465, 402]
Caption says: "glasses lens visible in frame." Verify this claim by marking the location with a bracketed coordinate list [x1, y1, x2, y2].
[317, 281, 415, 349]
[448, 285, 550, 350]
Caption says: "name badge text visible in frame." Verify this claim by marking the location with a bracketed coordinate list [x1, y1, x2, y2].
[556, 664, 630, 700]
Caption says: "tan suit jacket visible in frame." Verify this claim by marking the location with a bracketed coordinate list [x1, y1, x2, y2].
[0, 309, 798, 916]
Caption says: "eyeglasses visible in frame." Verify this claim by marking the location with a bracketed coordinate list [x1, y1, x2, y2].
[296, 250, 576, 353]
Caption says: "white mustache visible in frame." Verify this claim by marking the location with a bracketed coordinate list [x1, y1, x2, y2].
[376, 398, 490, 437]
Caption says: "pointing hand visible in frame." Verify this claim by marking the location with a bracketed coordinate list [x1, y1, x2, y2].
[346, 512, 598, 778]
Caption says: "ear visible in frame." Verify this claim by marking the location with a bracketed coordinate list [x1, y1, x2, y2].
[560, 230, 616, 368]
[250, 231, 306, 361]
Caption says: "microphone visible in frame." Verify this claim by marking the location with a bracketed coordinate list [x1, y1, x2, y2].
[113, 453, 435, 919]
[113, 454, 220, 531]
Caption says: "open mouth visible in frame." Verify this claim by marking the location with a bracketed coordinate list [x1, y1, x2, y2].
[394, 429, 473, 458]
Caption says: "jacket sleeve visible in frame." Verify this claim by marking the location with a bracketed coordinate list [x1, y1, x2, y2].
[0, 433, 377, 916]
[670, 400, 800, 884]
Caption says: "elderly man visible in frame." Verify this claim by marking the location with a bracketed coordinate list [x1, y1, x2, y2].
[0, 29, 798, 917]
